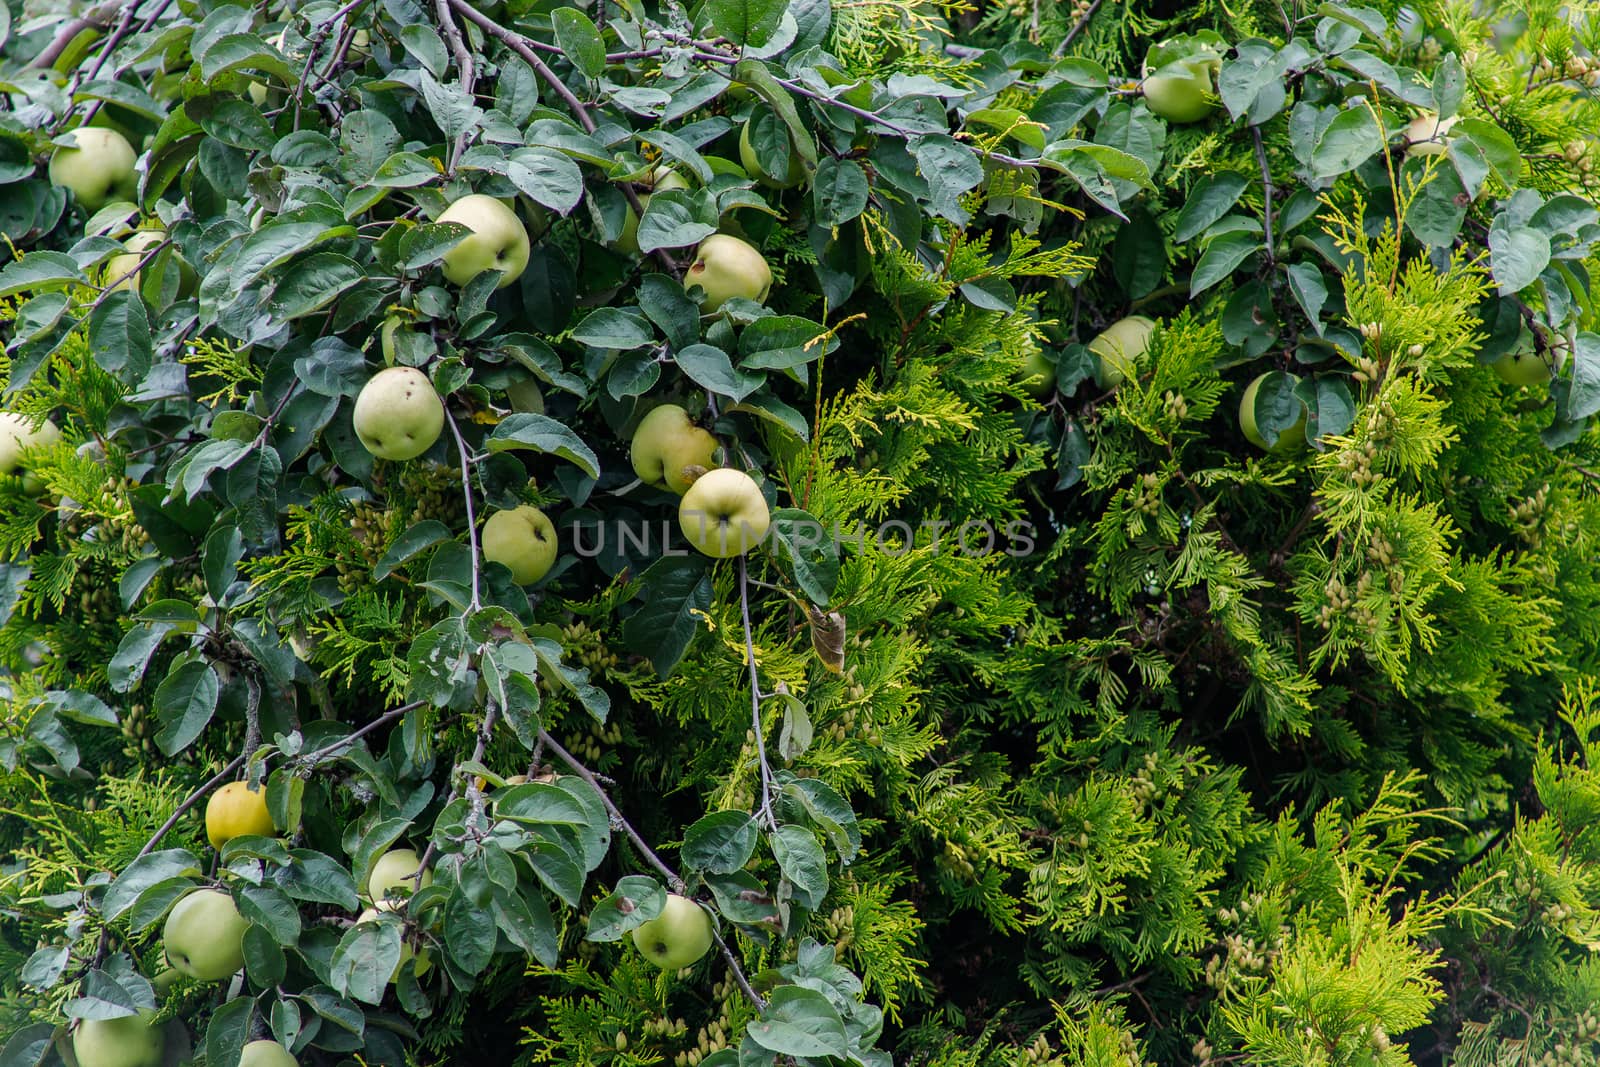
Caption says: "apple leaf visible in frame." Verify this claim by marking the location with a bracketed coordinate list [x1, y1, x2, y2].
[102, 850, 201, 921]
[586, 875, 667, 941]
[745, 986, 849, 1058]
[707, 0, 786, 46]
[683, 810, 759, 874]
[771, 824, 829, 910]
[486, 414, 600, 479]
[331, 918, 402, 1005]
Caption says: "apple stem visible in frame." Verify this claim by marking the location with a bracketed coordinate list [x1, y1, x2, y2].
[739, 555, 778, 831]
[536, 729, 769, 1011]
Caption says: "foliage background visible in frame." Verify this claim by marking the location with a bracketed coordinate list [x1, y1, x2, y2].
[2, 0, 1600, 1065]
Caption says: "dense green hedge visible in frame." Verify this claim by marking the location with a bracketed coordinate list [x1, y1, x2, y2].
[4, 0, 1600, 1065]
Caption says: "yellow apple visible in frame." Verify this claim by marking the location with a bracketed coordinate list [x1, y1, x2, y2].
[481, 505, 558, 584]
[1087, 316, 1156, 389]
[355, 907, 433, 981]
[352, 367, 445, 461]
[631, 894, 714, 969]
[367, 847, 433, 910]
[162, 888, 248, 981]
[72, 1011, 165, 1067]
[678, 468, 770, 558]
[617, 167, 690, 254]
[739, 121, 806, 188]
[48, 127, 138, 211]
[437, 194, 530, 288]
[205, 780, 275, 850]
[630, 404, 718, 494]
[238, 1041, 298, 1067]
[684, 235, 772, 312]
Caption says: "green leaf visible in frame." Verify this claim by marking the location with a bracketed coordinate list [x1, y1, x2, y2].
[507, 148, 586, 212]
[586, 875, 667, 941]
[772, 824, 828, 910]
[1310, 105, 1383, 178]
[374, 520, 453, 581]
[621, 555, 713, 676]
[676, 344, 764, 401]
[1173, 173, 1249, 243]
[108, 621, 177, 693]
[196, 100, 275, 151]
[708, 0, 787, 46]
[1190, 231, 1260, 295]
[330, 917, 401, 1005]
[445, 889, 497, 974]
[812, 158, 869, 226]
[486, 414, 601, 478]
[683, 810, 759, 874]
[745, 986, 849, 1058]
[370, 151, 441, 188]
[88, 291, 153, 377]
[269, 253, 367, 319]
[153, 659, 220, 756]
[551, 7, 606, 78]
[766, 508, 839, 605]
[102, 850, 200, 921]
[570, 306, 655, 350]
[1488, 224, 1551, 295]
[636, 189, 719, 253]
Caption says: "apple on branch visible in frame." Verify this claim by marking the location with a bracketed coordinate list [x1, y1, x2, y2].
[630, 404, 719, 494]
[632, 893, 714, 969]
[162, 888, 249, 981]
[678, 468, 771, 558]
[481, 505, 558, 584]
[72, 1011, 165, 1067]
[1087, 316, 1156, 390]
[204, 780, 275, 850]
[437, 194, 531, 288]
[684, 235, 772, 313]
[367, 847, 433, 910]
[48, 127, 137, 211]
[0, 412, 61, 496]
[239, 1041, 299, 1067]
[353, 368, 445, 461]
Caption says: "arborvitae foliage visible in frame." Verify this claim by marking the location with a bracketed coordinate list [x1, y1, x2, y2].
[4, 0, 1600, 1066]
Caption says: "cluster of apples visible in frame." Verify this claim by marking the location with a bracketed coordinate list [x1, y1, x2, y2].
[630, 403, 771, 558]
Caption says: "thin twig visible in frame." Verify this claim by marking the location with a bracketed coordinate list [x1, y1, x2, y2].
[1252, 125, 1277, 267]
[442, 409, 483, 612]
[241, 673, 263, 782]
[538, 729, 768, 1011]
[433, 0, 476, 170]
[294, 700, 424, 764]
[739, 555, 777, 830]
[1051, 0, 1104, 57]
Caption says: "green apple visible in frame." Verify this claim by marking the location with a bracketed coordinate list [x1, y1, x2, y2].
[1492, 347, 1552, 386]
[356, 907, 433, 981]
[617, 167, 690, 255]
[1405, 111, 1458, 157]
[481, 505, 558, 584]
[1239, 371, 1307, 452]
[162, 888, 248, 981]
[48, 127, 138, 211]
[1020, 349, 1055, 398]
[1087, 316, 1156, 389]
[0, 412, 61, 496]
[103, 230, 166, 293]
[630, 404, 719, 494]
[239, 1041, 298, 1067]
[367, 847, 433, 910]
[437, 194, 530, 288]
[684, 235, 772, 313]
[72, 1011, 165, 1067]
[1142, 54, 1222, 123]
[631, 893, 714, 969]
[506, 377, 545, 414]
[353, 367, 445, 461]
[739, 121, 806, 188]
[679, 468, 770, 558]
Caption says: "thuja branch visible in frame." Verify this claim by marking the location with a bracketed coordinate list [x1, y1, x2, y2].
[536, 729, 769, 1011]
